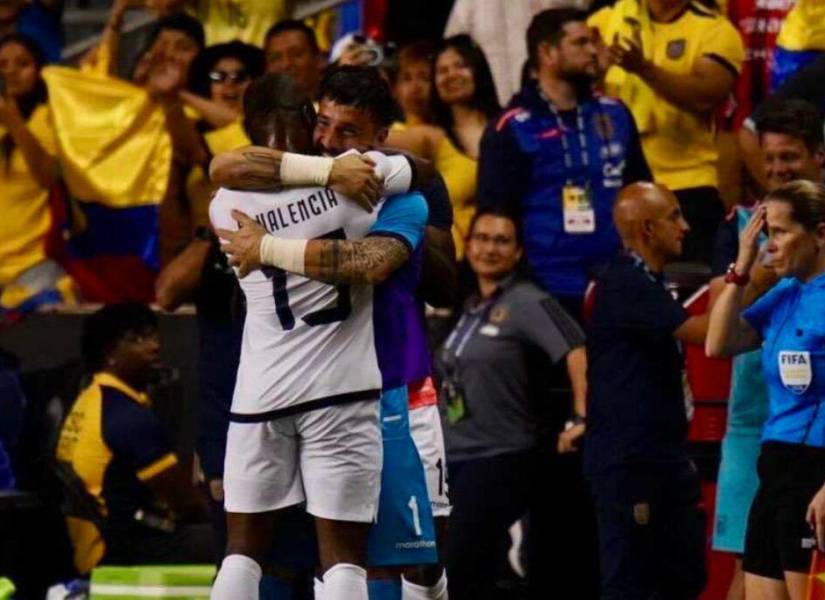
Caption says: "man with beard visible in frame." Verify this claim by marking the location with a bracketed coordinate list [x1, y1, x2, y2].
[476, 10, 650, 597]
[478, 8, 650, 318]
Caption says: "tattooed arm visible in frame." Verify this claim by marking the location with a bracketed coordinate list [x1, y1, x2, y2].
[209, 147, 286, 190]
[217, 210, 410, 285]
[210, 146, 383, 209]
[304, 236, 410, 285]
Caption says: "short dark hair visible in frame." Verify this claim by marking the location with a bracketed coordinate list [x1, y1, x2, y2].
[81, 303, 158, 373]
[468, 206, 524, 246]
[242, 73, 316, 146]
[319, 65, 399, 127]
[148, 12, 205, 50]
[187, 41, 265, 99]
[755, 98, 825, 153]
[264, 19, 319, 55]
[766, 180, 825, 233]
[526, 8, 589, 69]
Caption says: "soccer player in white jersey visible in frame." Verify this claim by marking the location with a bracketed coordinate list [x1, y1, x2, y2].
[209, 74, 428, 600]
[211, 66, 455, 600]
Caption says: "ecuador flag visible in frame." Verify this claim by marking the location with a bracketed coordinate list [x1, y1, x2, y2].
[42, 66, 172, 303]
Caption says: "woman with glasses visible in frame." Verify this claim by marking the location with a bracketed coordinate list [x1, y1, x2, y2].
[174, 41, 264, 235]
[183, 40, 264, 129]
[435, 208, 587, 599]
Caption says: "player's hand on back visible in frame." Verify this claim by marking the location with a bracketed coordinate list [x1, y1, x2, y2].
[329, 153, 383, 213]
[217, 210, 267, 278]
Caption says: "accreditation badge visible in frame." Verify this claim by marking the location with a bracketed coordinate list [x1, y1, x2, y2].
[562, 183, 595, 234]
[778, 350, 812, 395]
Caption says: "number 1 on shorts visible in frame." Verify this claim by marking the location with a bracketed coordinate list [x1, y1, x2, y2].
[408, 495, 422, 536]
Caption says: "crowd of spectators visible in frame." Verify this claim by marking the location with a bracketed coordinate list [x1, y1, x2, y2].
[2, 0, 825, 599]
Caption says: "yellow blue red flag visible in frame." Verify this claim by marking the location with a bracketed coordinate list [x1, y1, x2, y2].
[42, 66, 172, 302]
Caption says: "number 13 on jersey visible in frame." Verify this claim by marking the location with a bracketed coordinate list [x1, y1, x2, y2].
[261, 228, 352, 330]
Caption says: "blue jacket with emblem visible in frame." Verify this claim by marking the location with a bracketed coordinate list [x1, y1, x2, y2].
[478, 82, 651, 299]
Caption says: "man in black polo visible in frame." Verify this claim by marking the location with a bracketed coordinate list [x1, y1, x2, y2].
[585, 182, 709, 599]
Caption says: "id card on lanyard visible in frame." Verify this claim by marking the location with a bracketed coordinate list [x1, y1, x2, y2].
[441, 300, 493, 424]
[548, 103, 596, 234]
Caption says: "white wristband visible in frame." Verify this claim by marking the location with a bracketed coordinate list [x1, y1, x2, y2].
[280, 153, 335, 187]
[259, 235, 307, 275]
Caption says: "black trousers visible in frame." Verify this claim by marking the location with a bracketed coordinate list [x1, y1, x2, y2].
[528, 450, 600, 600]
[446, 449, 600, 600]
[588, 461, 707, 600]
[673, 187, 725, 267]
[447, 451, 537, 600]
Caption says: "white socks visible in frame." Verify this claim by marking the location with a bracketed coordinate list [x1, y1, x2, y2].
[315, 564, 368, 600]
[210, 554, 261, 600]
[402, 572, 448, 600]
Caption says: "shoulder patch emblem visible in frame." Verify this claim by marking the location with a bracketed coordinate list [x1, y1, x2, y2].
[593, 113, 615, 140]
[666, 39, 686, 60]
[489, 306, 509, 323]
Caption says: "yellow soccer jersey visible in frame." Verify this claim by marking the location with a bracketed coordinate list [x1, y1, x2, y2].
[592, 0, 745, 191]
[189, 0, 291, 47]
[56, 373, 178, 574]
[776, 0, 825, 52]
[0, 104, 58, 286]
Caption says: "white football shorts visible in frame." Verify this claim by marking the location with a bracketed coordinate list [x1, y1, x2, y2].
[223, 399, 382, 522]
[409, 403, 451, 517]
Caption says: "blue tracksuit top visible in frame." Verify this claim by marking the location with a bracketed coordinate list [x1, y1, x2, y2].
[478, 82, 651, 298]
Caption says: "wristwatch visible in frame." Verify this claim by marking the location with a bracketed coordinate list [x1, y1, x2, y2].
[724, 262, 750, 286]
[564, 414, 586, 431]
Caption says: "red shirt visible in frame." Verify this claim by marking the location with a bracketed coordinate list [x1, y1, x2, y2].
[721, 0, 795, 130]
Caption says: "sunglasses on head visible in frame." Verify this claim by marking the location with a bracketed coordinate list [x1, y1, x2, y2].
[209, 69, 250, 83]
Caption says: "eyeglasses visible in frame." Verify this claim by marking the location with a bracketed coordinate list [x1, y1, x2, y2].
[208, 69, 250, 83]
[470, 233, 516, 247]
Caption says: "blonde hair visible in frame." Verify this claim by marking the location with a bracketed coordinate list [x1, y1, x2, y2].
[766, 180, 825, 232]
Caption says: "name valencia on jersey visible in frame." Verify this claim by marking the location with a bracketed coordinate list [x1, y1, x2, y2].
[253, 188, 340, 233]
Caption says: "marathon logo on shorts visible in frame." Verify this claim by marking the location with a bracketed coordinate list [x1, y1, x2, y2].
[778, 351, 812, 395]
[254, 189, 339, 233]
[396, 540, 437, 550]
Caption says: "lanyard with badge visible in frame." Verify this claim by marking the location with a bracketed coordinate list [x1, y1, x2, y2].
[546, 98, 597, 235]
[440, 299, 496, 424]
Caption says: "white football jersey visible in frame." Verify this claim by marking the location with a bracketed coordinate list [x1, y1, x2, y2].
[209, 151, 412, 418]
